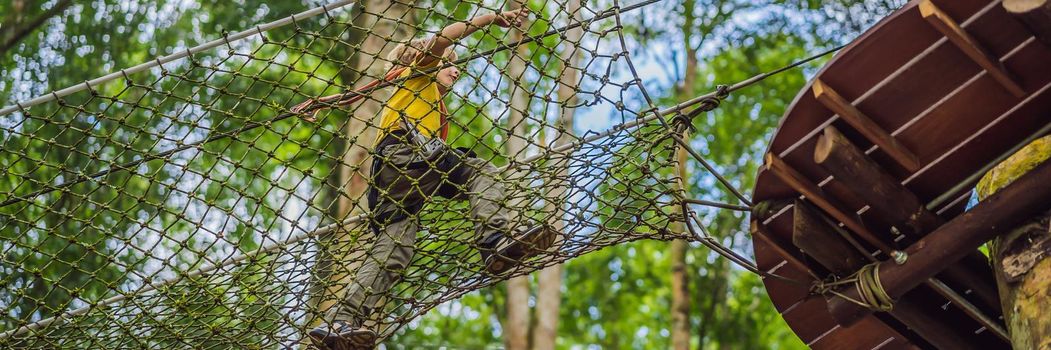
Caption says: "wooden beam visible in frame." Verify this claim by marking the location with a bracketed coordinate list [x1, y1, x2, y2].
[811, 79, 922, 172]
[1004, 0, 1051, 48]
[752, 199, 794, 222]
[752, 220, 815, 279]
[792, 201, 984, 350]
[814, 126, 1002, 311]
[920, 0, 1027, 97]
[792, 200, 865, 277]
[764, 153, 893, 253]
[827, 158, 1051, 326]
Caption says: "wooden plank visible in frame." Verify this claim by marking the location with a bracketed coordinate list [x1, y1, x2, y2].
[758, 3, 1037, 201]
[780, 297, 845, 343]
[905, 67, 1051, 202]
[760, 30, 1050, 207]
[809, 317, 912, 350]
[753, 216, 817, 311]
[1004, 0, 1051, 47]
[897, 31, 1051, 169]
[764, 153, 893, 253]
[753, 220, 815, 279]
[754, 204, 825, 314]
[920, 0, 1027, 97]
[811, 79, 922, 172]
[810, 2, 940, 105]
[965, 0, 1037, 57]
[828, 158, 1051, 326]
[754, 212, 795, 271]
[760, 267, 814, 313]
[781, 297, 912, 348]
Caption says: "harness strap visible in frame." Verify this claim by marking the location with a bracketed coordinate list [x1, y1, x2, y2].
[366, 155, 424, 235]
[438, 100, 449, 140]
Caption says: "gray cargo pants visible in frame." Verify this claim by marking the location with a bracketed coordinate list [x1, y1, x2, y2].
[327, 136, 511, 323]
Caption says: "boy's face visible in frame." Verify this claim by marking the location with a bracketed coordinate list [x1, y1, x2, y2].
[436, 65, 461, 89]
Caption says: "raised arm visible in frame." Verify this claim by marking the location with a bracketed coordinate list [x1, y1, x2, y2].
[291, 8, 530, 121]
[418, 7, 531, 67]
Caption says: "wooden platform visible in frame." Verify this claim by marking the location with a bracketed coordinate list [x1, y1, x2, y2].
[749, 0, 1051, 348]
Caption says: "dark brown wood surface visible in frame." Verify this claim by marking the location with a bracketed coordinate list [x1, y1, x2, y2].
[749, 0, 1051, 348]
[811, 81, 922, 171]
[791, 201, 865, 277]
[827, 159, 1051, 326]
[920, 0, 1026, 97]
[792, 201, 981, 350]
[1005, 0, 1051, 47]
[813, 126, 1001, 313]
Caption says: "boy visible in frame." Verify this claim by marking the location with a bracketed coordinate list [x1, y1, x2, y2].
[295, 7, 554, 349]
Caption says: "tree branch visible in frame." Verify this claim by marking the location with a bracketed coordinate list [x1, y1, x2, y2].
[0, 0, 72, 55]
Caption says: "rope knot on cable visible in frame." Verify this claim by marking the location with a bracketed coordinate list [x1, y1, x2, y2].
[812, 263, 895, 312]
[671, 84, 730, 134]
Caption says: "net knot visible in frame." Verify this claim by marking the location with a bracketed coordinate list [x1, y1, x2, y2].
[697, 84, 731, 111]
[671, 112, 694, 133]
[714, 84, 730, 99]
[672, 85, 730, 133]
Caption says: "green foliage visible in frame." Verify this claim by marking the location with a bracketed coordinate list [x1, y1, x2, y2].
[0, 0, 903, 348]
[0, 1, 348, 344]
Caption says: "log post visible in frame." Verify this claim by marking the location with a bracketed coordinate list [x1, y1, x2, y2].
[1005, 0, 1051, 48]
[814, 126, 1001, 312]
[792, 201, 865, 277]
[976, 135, 1051, 350]
[813, 126, 936, 235]
[792, 200, 983, 350]
[826, 156, 1051, 326]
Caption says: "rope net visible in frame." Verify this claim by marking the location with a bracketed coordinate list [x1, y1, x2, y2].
[0, 0, 751, 348]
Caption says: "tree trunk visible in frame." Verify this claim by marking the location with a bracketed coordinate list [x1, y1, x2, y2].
[532, 1, 583, 348]
[504, 1, 532, 349]
[308, 0, 416, 325]
[336, 1, 416, 220]
[679, 0, 698, 97]
[695, 256, 728, 349]
[670, 240, 691, 350]
[670, 134, 695, 350]
[670, 177, 691, 350]
[977, 135, 1051, 350]
[671, 1, 697, 348]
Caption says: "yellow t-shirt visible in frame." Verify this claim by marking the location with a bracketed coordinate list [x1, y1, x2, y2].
[376, 60, 445, 142]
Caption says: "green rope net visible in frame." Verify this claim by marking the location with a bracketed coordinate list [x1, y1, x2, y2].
[0, 0, 770, 348]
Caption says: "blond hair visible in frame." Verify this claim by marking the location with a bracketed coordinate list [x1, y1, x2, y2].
[384, 37, 458, 72]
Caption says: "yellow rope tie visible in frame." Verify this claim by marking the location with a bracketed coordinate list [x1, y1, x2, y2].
[812, 263, 894, 312]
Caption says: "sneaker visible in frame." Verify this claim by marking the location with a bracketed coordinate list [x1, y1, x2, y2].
[307, 320, 377, 350]
[479, 224, 556, 275]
